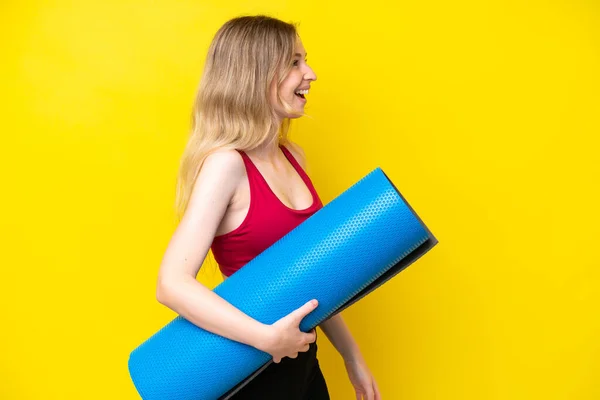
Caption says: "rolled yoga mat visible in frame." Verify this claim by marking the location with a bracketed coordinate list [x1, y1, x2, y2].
[129, 167, 437, 400]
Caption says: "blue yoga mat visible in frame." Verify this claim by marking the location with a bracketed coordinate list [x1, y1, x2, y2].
[129, 168, 437, 399]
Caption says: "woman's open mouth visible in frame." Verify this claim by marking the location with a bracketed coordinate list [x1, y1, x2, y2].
[294, 89, 308, 100]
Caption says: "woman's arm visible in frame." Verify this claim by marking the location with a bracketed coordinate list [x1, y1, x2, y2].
[322, 314, 381, 399]
[319, 314, 363, 361]
[156, 150, 271, 350]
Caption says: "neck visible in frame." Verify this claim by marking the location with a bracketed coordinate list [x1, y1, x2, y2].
[247, 119, 285, 162]
[248, 137, 281, 163]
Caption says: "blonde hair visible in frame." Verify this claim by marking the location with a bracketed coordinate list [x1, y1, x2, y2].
[174, 15, 302, 221]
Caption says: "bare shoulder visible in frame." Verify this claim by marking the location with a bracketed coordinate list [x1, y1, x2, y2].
[201, 148, 245, 178]
[283, 140, 308, 171]
[157, 148, 246, 283]
[187, 148, 245, 212]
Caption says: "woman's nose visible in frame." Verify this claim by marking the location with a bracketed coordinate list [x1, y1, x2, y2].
[304, 66, 317, 81]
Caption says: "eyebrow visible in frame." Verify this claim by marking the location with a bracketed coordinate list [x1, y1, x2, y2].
[294, 52, 307, 58]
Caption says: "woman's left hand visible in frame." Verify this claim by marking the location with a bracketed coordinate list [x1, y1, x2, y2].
[344, 356, 381, 400]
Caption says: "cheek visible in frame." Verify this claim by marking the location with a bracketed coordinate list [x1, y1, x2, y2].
[282, 72, 303, 93]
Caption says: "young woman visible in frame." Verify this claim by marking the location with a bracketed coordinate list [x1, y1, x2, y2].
[156, 15, 381, 400]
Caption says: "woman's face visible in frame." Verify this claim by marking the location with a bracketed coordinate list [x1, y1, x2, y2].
[270, 39, 317, 119]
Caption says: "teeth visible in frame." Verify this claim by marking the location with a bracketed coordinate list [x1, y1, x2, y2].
[294, 89, 309, 95]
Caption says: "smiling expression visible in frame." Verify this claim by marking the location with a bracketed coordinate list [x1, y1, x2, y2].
[270, 38, 317, 120]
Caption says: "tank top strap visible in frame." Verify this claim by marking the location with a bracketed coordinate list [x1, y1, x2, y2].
[235, 149, 260, 177]
[237, 146, 320, 206]
[235, 149, 273, 200]
[279, 144, 319, 198]
[279, 145, 302, 173]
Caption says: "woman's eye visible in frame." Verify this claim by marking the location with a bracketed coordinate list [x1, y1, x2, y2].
[292, 59, 308, 67]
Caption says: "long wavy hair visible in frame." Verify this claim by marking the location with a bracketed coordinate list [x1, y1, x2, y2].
[174, 15, 302, 221]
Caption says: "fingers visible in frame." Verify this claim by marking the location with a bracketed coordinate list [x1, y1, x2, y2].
[291, 299, 318, 321]
[356, 386, 376, 400]
[305, 331, 317, 344]
[366, 388, 375, 400]
[373, 378, 381, 400]
[356, 390, 374, 400]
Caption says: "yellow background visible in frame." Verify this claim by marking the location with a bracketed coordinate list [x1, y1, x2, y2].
[1, 0, 599, 399]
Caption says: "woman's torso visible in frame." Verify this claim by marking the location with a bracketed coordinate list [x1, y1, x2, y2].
[211, 143, 323, 279]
